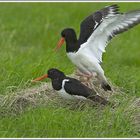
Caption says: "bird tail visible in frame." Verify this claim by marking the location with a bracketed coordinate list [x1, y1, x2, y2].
[97, 74, 112, 91]
[88, 94, 110, 105]
[101, 81, 112, 91]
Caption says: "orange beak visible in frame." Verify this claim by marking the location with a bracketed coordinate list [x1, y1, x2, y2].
[32, 74, 48, 82]
[55, 37, 65, 51]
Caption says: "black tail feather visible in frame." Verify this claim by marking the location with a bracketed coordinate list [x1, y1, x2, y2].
[88, 95, 110, 105]
[101, 82, 112, 91]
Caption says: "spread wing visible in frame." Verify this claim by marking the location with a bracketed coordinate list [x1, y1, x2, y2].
[78, 5, 140, 63]
[78, 4, 120, 45]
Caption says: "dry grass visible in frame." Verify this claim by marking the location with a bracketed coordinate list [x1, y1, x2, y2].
[0, 72, 137, 112]
[0, 72, 117, 114]
[0, 72, 140, 136]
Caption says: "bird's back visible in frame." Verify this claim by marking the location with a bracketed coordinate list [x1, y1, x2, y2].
[64, 77, 96, 98]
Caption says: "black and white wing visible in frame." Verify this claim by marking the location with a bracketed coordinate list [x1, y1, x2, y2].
[78, 4, 120, 45]
[78, 5, 140, 63]
[64, 77, 96, 98]
[64, 77, 109, 105]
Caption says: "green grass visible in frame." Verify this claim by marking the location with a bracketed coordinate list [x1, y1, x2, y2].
[0, 99, 139, 138]
[0, 2, 140, 138]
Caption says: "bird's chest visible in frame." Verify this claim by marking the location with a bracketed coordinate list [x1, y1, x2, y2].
[58, 89, 75, 100]
[53, 79, 74, 99]
[67, 52, 96, 74]
[67, 52, 83, 66]
[52, 80, 62, 91]
[58, 88, 87, 100]
[57, 79, 87, 100]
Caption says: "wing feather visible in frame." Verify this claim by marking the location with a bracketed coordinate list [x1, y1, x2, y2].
[78, 4, 120, 45]
[80, 9, 140, 63]
[64, 77, 96, 97]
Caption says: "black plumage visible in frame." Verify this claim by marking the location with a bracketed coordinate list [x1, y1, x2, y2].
[78, 4, 120, 45]
[47, 68, 109, 105]
[63, 77, 96, 98]
[60, 4, 140, 53]
[56, 4, 140, 92]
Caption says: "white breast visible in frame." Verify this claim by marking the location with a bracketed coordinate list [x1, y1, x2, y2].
[67, 51, 102, 75]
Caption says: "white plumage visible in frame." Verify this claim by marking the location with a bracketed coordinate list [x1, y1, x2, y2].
[81, 10, 140, 64]
[58, 79, 87, 100]
[67, 9, 140, 85]
[57, 5, 140, 91]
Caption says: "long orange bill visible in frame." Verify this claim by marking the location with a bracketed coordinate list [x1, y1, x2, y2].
[54, 37, 65, 51]
[32, 74, 48, 82]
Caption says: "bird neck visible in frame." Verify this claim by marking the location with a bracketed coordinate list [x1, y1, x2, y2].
[65, 32, 80, 53]
[51, 78, 64, 91]
[66, 41, 80, 53]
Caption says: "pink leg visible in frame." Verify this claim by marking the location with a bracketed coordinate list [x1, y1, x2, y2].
[75, 69, 93, 89]
[75, 69, 92, 78]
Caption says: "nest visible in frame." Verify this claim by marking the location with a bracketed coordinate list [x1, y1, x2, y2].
[0, 71, 140, 133]
[0, 72, 119, 115]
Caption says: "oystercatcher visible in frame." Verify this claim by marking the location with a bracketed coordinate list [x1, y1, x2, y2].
[32, 68, 109, 105]
[55, 4, 140, 91]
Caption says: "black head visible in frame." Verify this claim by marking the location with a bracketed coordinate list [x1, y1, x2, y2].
[55, 28, 79, 53]
[32, 68, 65, 83]
[61, 28, 77, 42]
[60, 28, 80, 52]
[47, 68, 66, 80]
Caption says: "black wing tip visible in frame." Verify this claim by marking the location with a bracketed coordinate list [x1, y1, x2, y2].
[109, 4, 120, 12]
[101, 83, 112, 91]
[102, 4, 120, 18]
[88, 94, 108, 105]
[110, 4, 119, 8]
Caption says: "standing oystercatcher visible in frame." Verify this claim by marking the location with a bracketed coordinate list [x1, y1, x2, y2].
[32, 68, 109, 105]
[55, 4, 140, 91]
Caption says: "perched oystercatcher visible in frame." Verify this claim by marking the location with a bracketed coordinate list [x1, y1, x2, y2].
[32, 68, 109, 105]
[55, 4, 140, 91]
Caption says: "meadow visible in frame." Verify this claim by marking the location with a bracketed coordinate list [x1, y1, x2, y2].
[0, 2, 140, 138]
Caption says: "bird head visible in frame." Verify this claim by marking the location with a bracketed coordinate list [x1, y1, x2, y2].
[55, 28, 77, 51]
[47, 68, 65, 80]
[32, 68, 65, 82]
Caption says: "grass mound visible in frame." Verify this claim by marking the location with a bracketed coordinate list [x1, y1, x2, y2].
[0, 72, 118, 115]
[0, 80, 140, 137]
[0, 73, 140, 137]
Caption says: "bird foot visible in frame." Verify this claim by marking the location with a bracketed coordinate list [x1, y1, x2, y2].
[75, 69, 95, 89]
[75, 69, 93, 79]
[81, 81, 93, 89]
